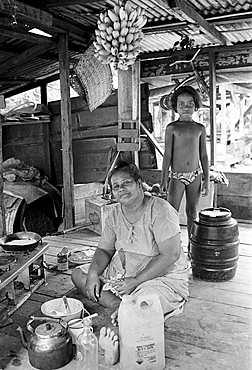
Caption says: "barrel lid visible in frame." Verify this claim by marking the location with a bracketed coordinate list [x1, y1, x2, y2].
[200, 208, 230, 218]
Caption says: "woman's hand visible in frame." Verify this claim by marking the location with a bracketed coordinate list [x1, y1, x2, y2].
[85, 271, 100, 302]
[112, 277, 138, 296]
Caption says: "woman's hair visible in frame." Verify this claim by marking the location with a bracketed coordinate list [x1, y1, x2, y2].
[108, 161, 143, 186]
[170, 85, 202, 112]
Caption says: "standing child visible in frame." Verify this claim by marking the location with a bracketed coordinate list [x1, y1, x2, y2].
[160, 85, 209, 256]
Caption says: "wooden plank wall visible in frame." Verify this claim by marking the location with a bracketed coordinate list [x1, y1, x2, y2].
[141, 169, 252, 222]
[217, 172, 252, 221]
[2, 94, 118, 187]
[48, 94, 119, 185]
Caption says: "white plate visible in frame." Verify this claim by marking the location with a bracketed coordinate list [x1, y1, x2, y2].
[68, 248, 95, 265]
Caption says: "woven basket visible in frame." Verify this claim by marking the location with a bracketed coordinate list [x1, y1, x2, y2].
[75, 44, 113, 112]
[70, 71, 86, 99]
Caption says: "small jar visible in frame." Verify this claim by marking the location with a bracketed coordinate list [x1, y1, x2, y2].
[57, 246, 69, 271]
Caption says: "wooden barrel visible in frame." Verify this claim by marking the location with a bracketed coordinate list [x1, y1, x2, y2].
[191, 207, 239, 281]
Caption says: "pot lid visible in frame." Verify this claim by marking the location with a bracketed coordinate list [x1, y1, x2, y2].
[200, 208, 230, 218]
[35, 322, 63, 339]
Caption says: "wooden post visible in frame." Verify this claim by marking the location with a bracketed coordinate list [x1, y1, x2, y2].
[40, 82, 52, 180]
[58, 34, 75, 229]
[0, 114, 6, 236]
[209, 51, 217, 167]
[209, 51, 217, 207]
[117, 63, 140, 164]
[133, 61, 140, 166]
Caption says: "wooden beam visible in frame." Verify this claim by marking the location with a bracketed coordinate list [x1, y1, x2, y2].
[168, 0, 229, 45]
[0, 79, 31, 84]
[40, 0, 101, 7]
[140, 42, 252, 60]
[4, 73, 60, 98]
[0, 26, 55, 43]
[148, 0, 188, 21]
[58, 34, 75, 229]
[53, 17, 91, 40]
[0, 43, 53, 75]
[0, 0, 53, 26]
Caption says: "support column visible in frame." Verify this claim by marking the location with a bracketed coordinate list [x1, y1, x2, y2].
[117, 63, 140, 164]
[58, 34, 75, 229]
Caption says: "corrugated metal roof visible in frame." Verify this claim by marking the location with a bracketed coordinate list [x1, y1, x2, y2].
[0, 0, 252, 96]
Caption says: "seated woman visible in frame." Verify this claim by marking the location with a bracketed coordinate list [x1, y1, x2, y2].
[71, 161, 189, 365]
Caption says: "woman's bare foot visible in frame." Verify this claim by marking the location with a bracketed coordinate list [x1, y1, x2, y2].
[111, 309, 119, 326]
[99, 327, 119, 365]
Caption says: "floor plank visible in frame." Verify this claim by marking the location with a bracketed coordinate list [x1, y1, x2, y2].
[0, 224, 251, 370]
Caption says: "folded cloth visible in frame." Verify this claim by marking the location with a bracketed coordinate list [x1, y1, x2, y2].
[164, 299, 186, 321]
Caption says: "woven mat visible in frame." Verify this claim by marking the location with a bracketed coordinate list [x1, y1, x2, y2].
[75, 44, 113, 112]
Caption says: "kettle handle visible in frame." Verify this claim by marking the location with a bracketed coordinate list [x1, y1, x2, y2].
[26, 316, 64, 333]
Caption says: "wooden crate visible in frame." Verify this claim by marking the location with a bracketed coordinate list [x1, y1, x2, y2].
[85, 196, 118, 235]
[74, 183, 103, 225]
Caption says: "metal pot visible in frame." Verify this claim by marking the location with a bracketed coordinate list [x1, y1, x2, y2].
[0, 231, 41, 252]
[17, 316, 73, 370]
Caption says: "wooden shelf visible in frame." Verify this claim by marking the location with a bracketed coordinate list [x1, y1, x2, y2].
[1, 118, 50, 126]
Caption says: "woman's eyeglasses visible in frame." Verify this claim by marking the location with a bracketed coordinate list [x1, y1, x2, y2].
[111, 179, 135, 192]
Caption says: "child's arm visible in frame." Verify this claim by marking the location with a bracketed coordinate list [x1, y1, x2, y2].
[199, 125, 209, 196]
[160, 124, 173, 193]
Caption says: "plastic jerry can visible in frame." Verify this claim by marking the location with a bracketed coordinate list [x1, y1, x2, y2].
[118, 292, 165, 370]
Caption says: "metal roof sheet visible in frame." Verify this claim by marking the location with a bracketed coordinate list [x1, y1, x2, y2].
[0, 0, 252, 96]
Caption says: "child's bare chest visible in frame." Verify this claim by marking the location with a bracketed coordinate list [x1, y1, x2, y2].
[173, 124, 200, 141]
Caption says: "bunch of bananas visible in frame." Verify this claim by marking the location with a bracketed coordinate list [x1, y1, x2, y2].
[93, 1, 147, 70]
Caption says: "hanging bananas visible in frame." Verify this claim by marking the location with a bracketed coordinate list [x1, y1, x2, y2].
[94, 1, 147, 70]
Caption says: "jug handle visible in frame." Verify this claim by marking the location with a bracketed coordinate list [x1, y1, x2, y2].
[26, 316, 65, 333]
[136, 295, 154, 310]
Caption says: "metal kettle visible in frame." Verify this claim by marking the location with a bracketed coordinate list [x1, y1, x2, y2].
[17, 316, 73, 370]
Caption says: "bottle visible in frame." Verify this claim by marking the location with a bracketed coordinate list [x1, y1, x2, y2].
[75, 318, 98, 370]
[118, 292, 165, 370]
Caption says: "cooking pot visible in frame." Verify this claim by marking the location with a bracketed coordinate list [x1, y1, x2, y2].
[0, 231, 41, 252]
[17, 316, 73, 370]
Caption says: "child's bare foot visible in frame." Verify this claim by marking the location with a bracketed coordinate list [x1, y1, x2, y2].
[99, 327, 119, 365]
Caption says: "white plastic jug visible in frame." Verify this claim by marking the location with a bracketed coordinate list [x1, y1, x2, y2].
[118, 292, 165, 370]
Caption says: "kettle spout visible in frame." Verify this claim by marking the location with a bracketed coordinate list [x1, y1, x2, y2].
[17, 326, 28, 349]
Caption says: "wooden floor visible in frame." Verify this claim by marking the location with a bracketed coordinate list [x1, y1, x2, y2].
[0, 223, 251, 370]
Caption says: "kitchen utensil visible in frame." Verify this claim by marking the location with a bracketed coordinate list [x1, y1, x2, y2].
[0, 231, 41, 252]
[41, 297, 83, 322]
[17, 316, 73, 370]
[63, 296, 71, 314]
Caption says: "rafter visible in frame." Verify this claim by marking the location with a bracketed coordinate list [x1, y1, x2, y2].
[0, 0, 53, 26]
[39, 0, 100, 8]
[0, 25, 55, 43]
[0, 43, 54, 75]
[167, 0, 229, 45]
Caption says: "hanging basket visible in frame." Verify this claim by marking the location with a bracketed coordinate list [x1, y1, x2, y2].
[74, 44, 113, 112]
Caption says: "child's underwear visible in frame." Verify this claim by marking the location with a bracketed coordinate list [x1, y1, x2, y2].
[170, 167, 202, 186]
